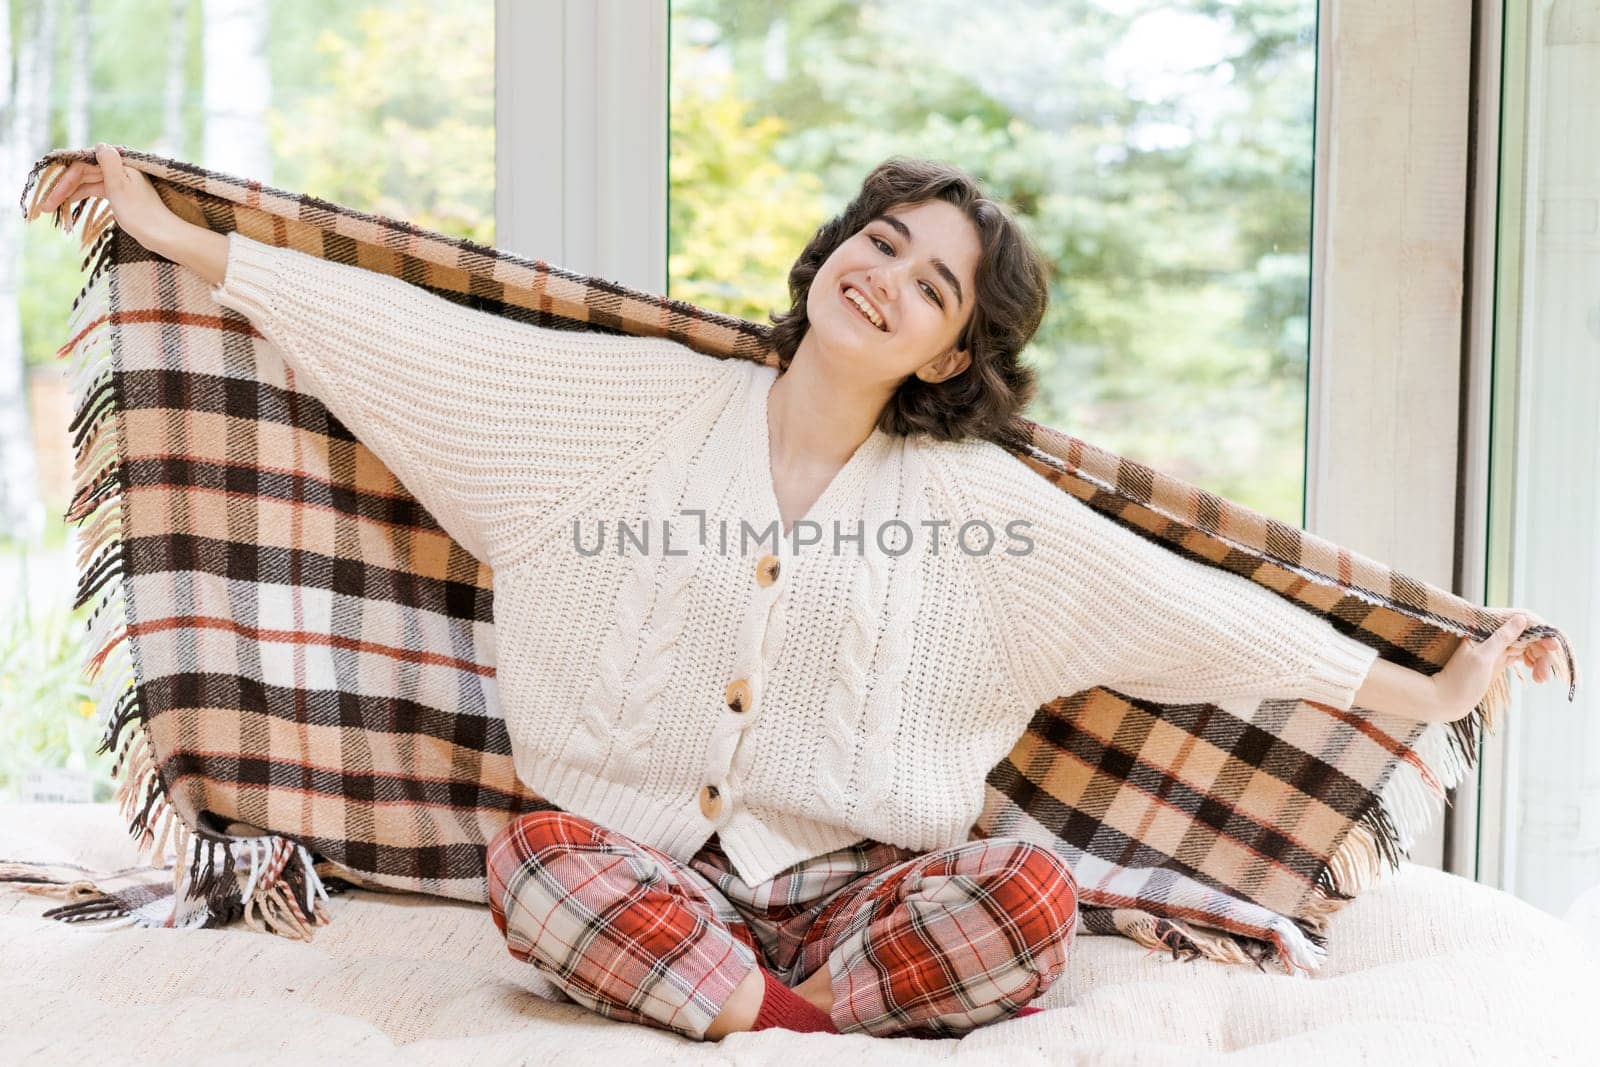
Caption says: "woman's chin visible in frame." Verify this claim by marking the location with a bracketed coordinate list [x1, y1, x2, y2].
[832, 312, 889, 347]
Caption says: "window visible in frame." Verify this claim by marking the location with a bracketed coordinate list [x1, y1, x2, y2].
[667, 0, 1320, 524]
[1480, 0, 1599, 927]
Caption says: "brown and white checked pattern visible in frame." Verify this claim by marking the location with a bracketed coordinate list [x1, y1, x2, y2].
[8, 145, 1580, 974]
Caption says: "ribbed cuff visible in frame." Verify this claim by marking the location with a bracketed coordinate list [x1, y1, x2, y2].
[208, 230, 283, 325]
[1297, 627, 1381, 710]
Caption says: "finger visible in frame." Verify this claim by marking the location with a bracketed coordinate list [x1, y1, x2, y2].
[35, 162, 78, 213]
[48, 185, 106, 229]
[63, 179, 106, 206]
[1541, 647, 1566, 686]
[1488, 614, 1528, 653]
[40, 161, 84, 212]
[1502, 652, 1529, 682]
[94, 142, 124, 183]
[47, 164, 106, 212]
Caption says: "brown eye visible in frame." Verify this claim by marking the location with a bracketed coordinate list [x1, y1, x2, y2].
[869, 234, 942, 308]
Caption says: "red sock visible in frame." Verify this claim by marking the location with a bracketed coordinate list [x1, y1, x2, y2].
[1013, 1005, 1045, 1017]
[751, 967, 839, 1034]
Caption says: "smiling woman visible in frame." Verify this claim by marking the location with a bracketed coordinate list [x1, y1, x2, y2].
[749, 156, 1053, 547]
[765, 156, 1049, 445]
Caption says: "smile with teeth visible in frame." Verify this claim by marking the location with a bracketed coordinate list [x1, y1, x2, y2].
[843, 285, 887, 331]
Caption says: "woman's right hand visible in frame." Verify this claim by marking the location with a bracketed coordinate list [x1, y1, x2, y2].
[32, 143, 179, 253]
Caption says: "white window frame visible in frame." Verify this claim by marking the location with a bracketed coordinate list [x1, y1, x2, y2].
[1455, 0, 1508, 886]
[496, 0, 1483, 874]
[495, 0, 668, 290]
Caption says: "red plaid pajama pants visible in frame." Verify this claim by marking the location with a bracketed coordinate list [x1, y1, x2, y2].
[485, 808, 1078, 1040]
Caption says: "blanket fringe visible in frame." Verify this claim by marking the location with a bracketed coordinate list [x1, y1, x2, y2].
[1293, 665, 1512, 952]
[1130, 913, 1257, 967]
[37, 199, 335, 942]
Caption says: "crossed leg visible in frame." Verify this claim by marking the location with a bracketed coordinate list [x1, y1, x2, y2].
[486, 809, 761, 1041]
[486, 809, 1078, 1041]
[784, 835, 1079, 1037]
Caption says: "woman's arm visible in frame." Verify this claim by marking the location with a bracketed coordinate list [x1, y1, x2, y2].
[1383, 610, 1566, 723]
[37, 145, 739, 568]
[150, 215, 228, 286]
[959, 442, 1568, 724]
[187, 227, 735, 566]
[946, 440, 1384, 714]
[1350, 656, 1439, 720]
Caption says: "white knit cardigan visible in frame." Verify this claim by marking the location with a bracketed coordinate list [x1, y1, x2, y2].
[209, 232, 1380, 886]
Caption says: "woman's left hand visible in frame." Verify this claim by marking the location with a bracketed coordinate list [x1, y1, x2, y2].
[1429, 611, 1566, 723]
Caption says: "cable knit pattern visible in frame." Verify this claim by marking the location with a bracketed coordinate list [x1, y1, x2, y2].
[600, 446, 697, 777]
[564, 517, 650, 772]
[815, 440, 926, 828]
[814, 538, 885, 825]
[860, 445, 927, 825]
[555, 460, 690, 775]
[208, 233, 1382, 888]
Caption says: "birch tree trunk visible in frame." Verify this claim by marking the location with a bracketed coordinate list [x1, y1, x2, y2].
[66, 0, 90, 150]
[0, 0, 55, 541]
[202, 0, 271, 181]
[159, 0, 191, 155]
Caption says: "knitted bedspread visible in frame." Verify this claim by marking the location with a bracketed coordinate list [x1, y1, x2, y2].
[4, 146, 1579, 974]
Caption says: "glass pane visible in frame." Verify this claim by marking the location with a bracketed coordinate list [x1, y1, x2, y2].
[667, 0, 1319, 524]
[1485, 0, 1599, 929]
[5, 0, 494, 803]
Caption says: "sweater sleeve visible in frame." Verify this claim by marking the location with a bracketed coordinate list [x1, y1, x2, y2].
[207, 231, 737, 565]
[952, 441, 1380, 712]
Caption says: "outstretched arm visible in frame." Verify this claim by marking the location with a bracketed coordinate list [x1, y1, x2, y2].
[947, 442, 1568, 726]
[33, 146, 738, 568]
[944, 440, 1383, 714]
[163, 225, 736, 567]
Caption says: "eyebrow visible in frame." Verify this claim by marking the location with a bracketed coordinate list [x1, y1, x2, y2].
[872, 213, 965, 311]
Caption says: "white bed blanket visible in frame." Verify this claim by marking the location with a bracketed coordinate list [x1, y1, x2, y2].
[2, 802, 1596, 1065]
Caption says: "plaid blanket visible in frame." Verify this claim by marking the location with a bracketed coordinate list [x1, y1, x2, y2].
[5, 146, 1578, 976]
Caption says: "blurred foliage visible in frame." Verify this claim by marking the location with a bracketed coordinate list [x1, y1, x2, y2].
[267, 0, 495, 243]
[668, 68, 829, 324]
[0, 590, 113, 803]
[668, 0, 1317, 517]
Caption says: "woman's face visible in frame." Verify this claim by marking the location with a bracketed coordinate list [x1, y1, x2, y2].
[804, 199, 982, 388]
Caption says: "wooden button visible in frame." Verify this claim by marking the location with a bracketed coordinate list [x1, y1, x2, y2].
[755, 554, 781, 587]
[698, 783, 723, 819]
[724, 678, 753, 713]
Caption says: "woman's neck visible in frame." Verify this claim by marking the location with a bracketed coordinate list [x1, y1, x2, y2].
[767, 350, 888, 478]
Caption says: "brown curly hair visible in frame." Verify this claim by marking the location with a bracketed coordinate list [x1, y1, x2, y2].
[767, 156, 1050, 443]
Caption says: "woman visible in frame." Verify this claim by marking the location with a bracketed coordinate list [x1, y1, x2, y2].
[41, 144, 1566, 1041]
